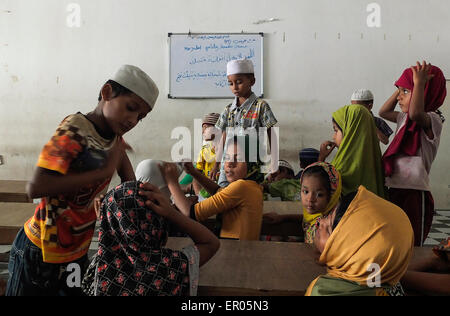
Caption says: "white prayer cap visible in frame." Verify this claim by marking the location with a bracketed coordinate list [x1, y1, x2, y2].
[227, 59, 255, 76]
[135, 159, 183, 198]
[278, 160, 294, 173]
[351, 89, 374, 102]
[112, 65, 159, 110]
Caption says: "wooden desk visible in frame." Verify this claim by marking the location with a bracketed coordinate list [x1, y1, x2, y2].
[0, 181, 31, 203]
[263, 201, 302, 216]
[0, 202, 36, 244]
[166, 237, 325, 296]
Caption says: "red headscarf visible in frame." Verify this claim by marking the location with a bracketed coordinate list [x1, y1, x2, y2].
[383, 65, 446, 177]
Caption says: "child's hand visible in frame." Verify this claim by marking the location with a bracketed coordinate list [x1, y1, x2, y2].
[94, 194, 105, 219]
[182, 161, 196, 175]
[319, 141, 336, 161]
[210, 163, 220, 180]
[138, 182, 176, 218]
[411, 61, 434, 87]
[158, 162, 180, 186]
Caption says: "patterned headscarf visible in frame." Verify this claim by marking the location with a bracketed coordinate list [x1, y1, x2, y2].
[383, 65, 447, 176]
[300, 162, 342, 243]
[82, 181, 191, 296]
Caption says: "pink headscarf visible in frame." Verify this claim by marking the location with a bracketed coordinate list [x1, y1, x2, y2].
[383, 65, 446, 177]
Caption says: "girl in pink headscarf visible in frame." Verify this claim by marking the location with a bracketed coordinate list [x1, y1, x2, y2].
[379, 61, 446, 246]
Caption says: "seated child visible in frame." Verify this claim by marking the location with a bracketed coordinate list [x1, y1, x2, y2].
[350, 89, 393, 145]
[295, 148, 320, 179]
[158, 134, 265, 240]
[263, 160, 301, 201]
[81, 180, 219, 296]
[193, 113, 221, 199]
[263, 162, 341, 244]
[305, 186, 414, 296]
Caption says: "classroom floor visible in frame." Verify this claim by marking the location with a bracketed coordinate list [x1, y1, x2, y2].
[424, 210, 450, 246]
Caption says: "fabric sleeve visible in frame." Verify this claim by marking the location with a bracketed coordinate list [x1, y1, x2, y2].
[215, 106, 231, 131]
[180, 245, 200, 296]
[194, 181, 243, 221]
[37, 116, 84, 174]
[258, 101, 278, 129]
[374, 117, 394, 136]
[424, 112, 443, 144]
[267, 182, 283, 198]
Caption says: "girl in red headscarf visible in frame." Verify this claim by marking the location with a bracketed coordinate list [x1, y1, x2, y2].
[379, 61, 446, 246]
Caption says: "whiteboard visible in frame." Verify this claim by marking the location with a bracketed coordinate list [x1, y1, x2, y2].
[169, 33, 264, 98]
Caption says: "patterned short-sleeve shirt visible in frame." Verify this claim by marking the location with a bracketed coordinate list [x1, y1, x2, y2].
[215, 93, 277, 132]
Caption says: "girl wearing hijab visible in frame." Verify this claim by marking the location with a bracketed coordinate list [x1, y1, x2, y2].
[159, 134, 265, 241]
[81, 166, 219, 296]
[319, 104, 386, 198]
[263, 162, 342, 244]
[306, 186, 414, 296]
[379, 61, 446, 246]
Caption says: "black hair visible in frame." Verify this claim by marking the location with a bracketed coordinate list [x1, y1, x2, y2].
[301, 166, 332, 198]
[98, 80, 134, 102]
[332, 118, 342, 132]
[300, 158, 318, 167]
[332, 191, 357, 230]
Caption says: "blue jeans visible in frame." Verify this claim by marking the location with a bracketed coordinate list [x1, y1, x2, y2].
[6, 228, 88, 296]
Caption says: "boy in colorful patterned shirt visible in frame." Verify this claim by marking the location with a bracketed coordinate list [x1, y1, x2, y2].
[6, 65, 159, 296]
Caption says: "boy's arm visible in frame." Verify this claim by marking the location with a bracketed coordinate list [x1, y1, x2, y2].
[184, 163, 220, 196]
[379, 90, 400, 123]
[376, 128, 390, 145]
[117, 152, 136, 183]
[27, 139, 129, 199]
[210, 131, 226, 180]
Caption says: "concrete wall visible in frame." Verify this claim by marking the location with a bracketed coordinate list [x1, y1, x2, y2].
[1, 0, 449, 207]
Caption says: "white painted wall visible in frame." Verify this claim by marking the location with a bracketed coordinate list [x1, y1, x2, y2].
[1, 0, 449, 207]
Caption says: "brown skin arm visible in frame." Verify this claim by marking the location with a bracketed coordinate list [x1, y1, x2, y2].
[379, 90, 400, 123]
[117, 152, 136, 183]
[401, 271, 450, 295]
[184, 162, 220, 196]
[27, 138, 131, 199]
[409, 61, 434, 138]
[376, 128, 390, 145]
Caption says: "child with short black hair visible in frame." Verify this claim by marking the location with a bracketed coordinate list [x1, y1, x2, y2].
[295, 148, 320, 179]
[6, 65, 159, 296]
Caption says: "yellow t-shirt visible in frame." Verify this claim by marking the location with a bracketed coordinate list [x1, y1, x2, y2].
[194, 179, 263, 240]
[196, 142, 216, 178]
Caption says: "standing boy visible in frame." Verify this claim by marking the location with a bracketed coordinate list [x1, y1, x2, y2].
[211, 59, 278, 187]
[6, 65, 159, 296]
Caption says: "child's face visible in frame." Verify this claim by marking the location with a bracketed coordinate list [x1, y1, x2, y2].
[351, 100, 373, 111]
[301, 175, 330, 215]
[227, 74, 255, 99]
[397, 86, 412, 113]
[224, 144, 248, 183]
[102, 89, 151, 136]
[269, 168, 288, 182]
[332, 121, 343, 147]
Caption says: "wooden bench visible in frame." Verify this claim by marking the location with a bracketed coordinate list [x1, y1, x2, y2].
[0, 181, 31, 203]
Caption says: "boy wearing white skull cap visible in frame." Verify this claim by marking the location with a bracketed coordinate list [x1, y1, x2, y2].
[351, 88, 393, 145]
[211, 59, 278, 187]
[7, 65, 159, 296]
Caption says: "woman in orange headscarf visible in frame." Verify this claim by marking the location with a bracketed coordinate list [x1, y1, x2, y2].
[306, 186, 414, 296]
